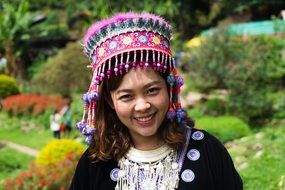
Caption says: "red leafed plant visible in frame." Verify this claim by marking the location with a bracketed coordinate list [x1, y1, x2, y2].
[2, 94, 67, 116]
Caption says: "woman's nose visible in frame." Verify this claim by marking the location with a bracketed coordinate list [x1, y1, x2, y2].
[134, 98, 151, 112]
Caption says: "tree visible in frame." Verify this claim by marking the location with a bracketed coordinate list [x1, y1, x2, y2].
[0, 0, 32, 79]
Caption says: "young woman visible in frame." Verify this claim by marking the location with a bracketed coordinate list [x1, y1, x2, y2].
[70, 12, 243, 190]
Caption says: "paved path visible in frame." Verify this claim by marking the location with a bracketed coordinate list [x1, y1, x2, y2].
[1, 140, 39, 157]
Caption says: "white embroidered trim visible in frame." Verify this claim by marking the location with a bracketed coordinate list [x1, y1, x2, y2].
[126, 144, 172, 163]
[116, 145, 179, 190]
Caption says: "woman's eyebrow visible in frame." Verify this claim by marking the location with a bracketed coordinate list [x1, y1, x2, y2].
[115, 80, 162, 94]
[143, 80, 163, 89]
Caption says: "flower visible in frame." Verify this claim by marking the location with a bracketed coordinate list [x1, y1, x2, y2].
[138, 35, 148, 43]
[122, 36, 133, 45]
[152, 36, 161, 44]
[98, 48, 105, 56]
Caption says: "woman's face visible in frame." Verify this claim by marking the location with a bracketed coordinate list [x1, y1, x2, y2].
[110, 68, 169, 149]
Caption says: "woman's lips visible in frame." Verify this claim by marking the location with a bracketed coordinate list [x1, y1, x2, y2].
[134, 113, 155, 127]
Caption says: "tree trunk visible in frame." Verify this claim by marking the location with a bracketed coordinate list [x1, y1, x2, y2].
[5, 40, 17, 77]
[5, 40, 26, 80]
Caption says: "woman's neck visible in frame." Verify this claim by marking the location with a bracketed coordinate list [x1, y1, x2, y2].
[131, 135, 165, 151]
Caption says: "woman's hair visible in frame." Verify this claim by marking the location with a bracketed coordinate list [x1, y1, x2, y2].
[88, 52, 194, 162]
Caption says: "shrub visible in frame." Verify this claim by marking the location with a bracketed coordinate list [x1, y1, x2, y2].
[270, 90, 285, 119]
[36, 139, 84, 166]
[69, 93, 84, 130]
[195, 115, 251, 142]
[2, 94, 66, 116]
[0, 74, 20, 99]
[3, 151, 82, 190]
[185, 26, 285, 123]
[204, 98, 227, 116]
[0, 147, 34, 180]
[32, 42, 92, 96]
[224, 35, 284, 123]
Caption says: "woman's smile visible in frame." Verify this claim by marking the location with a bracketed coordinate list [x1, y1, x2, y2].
[134, 112, 156, 127]
[110, 68, 169, 149]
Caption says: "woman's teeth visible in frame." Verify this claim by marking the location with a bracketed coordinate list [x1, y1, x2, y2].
[136, 114, 153, 122]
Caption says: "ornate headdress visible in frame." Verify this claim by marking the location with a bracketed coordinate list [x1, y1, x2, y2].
[76, 12, 187, 144]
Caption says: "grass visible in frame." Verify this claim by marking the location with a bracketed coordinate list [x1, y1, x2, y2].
[0, 146, 34, 181]
[227, 123, 285, 190]
[195, 115, 252, 143]
[0, 112, 53, 149]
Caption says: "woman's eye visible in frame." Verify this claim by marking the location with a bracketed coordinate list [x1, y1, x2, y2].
[119, 94, 132, 100]
[147, 87, 160, 95]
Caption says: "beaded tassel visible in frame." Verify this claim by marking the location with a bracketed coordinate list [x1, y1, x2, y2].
[144, 50, 149, 68]
[140, 50, 144, 68]
[125, 52, 130, 72]
[107, 59, 112, 78]
[174, 70, 186, 124]
[166, 58, 176, 121]
[160, 53, 165, 72]
[163, 55, 168, 73]
[133, 50, 137, 69]
[114, 55, 119, 75]
[152, 50, 156, 70]
[157, 52, 161, 71]
[120, 53, 124, 75]
[100, 61, 106, 81]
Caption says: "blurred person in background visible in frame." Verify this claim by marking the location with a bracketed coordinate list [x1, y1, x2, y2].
[60, 96, 73, 137]
[50, 110, 61, 139]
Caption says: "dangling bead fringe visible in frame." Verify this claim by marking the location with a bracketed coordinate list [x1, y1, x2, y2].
[77, 50, 188, 144]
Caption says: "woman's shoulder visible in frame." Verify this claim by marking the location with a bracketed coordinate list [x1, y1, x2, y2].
[180, 127, 243, 189]
[70, 148, 118, 189]
[187, 127, 225, 151]
[77, 148, 117, 169]
[183, 127, 237, 175]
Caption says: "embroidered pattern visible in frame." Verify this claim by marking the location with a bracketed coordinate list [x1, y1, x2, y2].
[116, 150, 179, 190]
[91, 31, 170, 68]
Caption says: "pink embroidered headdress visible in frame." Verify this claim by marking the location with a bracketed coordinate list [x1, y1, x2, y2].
[77, 12, 187, 143]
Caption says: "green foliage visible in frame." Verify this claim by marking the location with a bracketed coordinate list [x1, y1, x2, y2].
[224, 36, 284, 122]
[32, 42, 91, 96]
[228, 124, 285, 190]
[186, 27, 285, 123]
[0, 112, 53, 149]
[204, 98, 227, 116]
[270, 90, 285, 119]
[187, 106, 204, 119]
[0, 146, 34, 180]
[36, 139, 84, 166]
[196, 115, 251, 142]
[0, 74, 20, 99]
[0, 0, 30, 41]
[0, 0, 34, 78]
[29, 10, 69, 42]
[69, 93, 85, 129]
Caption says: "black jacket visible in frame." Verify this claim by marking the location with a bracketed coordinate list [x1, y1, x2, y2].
[70, 128, 243, 190]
